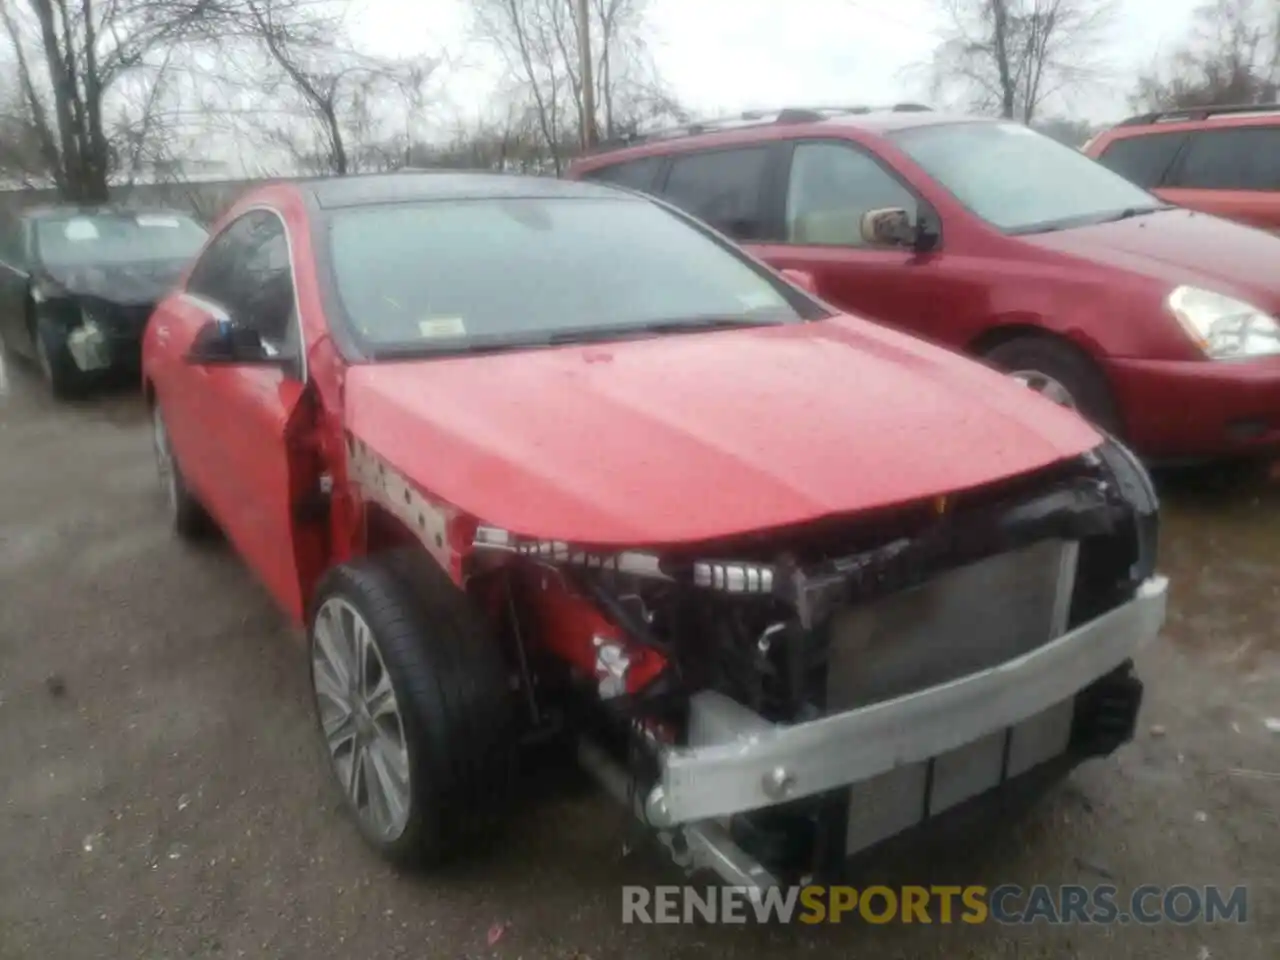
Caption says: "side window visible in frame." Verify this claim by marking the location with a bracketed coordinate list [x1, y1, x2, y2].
[236, 214, 296, 351]
[582, 156, 664, 193]
[660, 147, 771, 240]
[1095, 132, 1187, 188]
[1171, 127, 1280, 191]
[186, 210, 297, 353]
[186, 214, 256, 305]
[0, 217, 25, 267]
[784, 141, 918, 247]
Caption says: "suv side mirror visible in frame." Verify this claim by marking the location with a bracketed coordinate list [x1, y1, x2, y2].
[860, 207, 917, 247]
[186, 317, 276, 365]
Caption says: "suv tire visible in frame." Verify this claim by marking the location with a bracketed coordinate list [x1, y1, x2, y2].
[984, 335, 1122, 434]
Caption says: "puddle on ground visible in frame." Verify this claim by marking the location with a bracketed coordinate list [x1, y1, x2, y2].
[1156, 466, 1280, 673]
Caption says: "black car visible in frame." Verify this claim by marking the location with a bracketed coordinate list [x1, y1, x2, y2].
[0, 205, 209, 397]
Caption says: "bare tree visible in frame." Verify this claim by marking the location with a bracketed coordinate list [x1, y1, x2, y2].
[469, 0, 680, 173]
[1130, 0, 1277, 111]
[0, 56, 51, 185]
[1031, 114, 1097, 145]
[926, 0, 1117, 122]
[229, 0, 439, 177]
[410, 95, 548, 173]
[0, 0, 249, 201]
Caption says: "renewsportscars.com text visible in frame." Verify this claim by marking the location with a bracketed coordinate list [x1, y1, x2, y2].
[621, 884, 1249, 925]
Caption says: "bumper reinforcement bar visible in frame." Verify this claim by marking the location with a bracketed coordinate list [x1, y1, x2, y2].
[646, 575, 1168, 827]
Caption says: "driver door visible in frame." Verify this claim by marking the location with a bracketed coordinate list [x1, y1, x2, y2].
[750, 139, 950, 344]
[169, 208, 318, 621]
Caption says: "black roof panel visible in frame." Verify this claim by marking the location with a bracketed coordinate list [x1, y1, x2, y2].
[305, 171, 628, 209]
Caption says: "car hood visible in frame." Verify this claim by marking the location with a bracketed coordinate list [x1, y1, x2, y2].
[344, 317, 1101, 547]
[38, 258, 188, 306]
[1022, 208, 1280, 306]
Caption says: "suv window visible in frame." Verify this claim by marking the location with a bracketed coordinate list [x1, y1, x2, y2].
[1095, 132, 1187, 188]
[1171, 127, 1280, 191]
[0, 217, 25, 267]
[581, 156, 664, 193]
[785, 141, 918, 246]
[187, 210, 297, 353]
[660, 147, 771, 240]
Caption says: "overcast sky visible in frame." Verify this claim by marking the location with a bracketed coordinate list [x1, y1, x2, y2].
[350, 0, 1206, 130]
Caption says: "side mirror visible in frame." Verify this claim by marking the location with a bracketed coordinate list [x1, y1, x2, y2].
[781, 268, 818, 295]
[185, 317, 275, 365]
[860, 207, 917, 247]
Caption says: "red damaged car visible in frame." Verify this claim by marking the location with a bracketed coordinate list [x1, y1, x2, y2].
[142, 172, 1166, 886]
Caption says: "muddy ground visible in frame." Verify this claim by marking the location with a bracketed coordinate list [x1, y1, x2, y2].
[0, 359, 1277, 960]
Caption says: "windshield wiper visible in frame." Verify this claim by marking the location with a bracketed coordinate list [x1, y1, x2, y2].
[1098, 204, 1173, 224]
[546, 315, 785, 345]
[1009, 203, 1175, 235]
[367, 314, 789, 359]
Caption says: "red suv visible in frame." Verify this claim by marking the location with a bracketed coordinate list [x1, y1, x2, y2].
[567, 107, 1280, 464]
[1085, 103, 1280, 232]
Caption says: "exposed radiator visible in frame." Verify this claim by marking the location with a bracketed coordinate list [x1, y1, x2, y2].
[825, 537, 1079, 712]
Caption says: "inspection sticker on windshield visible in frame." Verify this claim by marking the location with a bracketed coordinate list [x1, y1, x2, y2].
[63, 219, 100, 240]
[418, 317, 467, 338]
[136, 215, 182, 228]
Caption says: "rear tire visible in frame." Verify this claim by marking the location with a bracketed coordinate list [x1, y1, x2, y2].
[983, 335, 1122, 434]
[151, 403, 213, 539]
[308, 552, 514, 867]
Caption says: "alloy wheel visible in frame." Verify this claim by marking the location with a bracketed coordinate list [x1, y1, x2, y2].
[151, 407, 179, 516]
[1009, 369, 1078, 409]
[311, 597, 412, 841]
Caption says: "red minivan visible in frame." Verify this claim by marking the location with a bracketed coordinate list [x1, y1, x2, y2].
[1085, 104, 1280, 233]
[567, 107, 1280, 464]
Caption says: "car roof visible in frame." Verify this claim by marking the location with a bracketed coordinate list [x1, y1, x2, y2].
[1097, 102, 1280, 140]
[297, 171, 629, 210]
[570, 109, 996, 170]
[822, 111, 988, 133]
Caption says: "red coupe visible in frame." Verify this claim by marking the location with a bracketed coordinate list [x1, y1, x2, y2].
[142, 172, 1166, 887]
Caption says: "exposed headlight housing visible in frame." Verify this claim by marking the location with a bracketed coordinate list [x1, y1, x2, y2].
[1166, 285, 1280, 360]
[1092, 433, 1159, 584]
[472, 525, 778, 594]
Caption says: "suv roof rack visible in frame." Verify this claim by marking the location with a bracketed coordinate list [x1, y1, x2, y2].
[593, 103, 933, 152]
[1117, 102, 1280, 126]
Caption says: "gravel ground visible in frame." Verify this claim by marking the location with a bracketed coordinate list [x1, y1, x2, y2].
[1, 358, 1277, 960]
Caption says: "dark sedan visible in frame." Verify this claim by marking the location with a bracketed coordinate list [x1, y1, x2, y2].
[0, 206, 208, 397]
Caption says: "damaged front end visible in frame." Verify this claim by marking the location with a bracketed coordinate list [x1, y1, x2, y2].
[31, 262, 179, 375]
[35, 290, 155, 374]
[474, 437, 1166, 889]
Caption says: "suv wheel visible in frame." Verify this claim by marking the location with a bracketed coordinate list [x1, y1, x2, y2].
[984, 336, 1122, 434]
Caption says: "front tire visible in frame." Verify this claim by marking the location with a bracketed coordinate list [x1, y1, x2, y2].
[151, 403, 213, 539]
[984, 335, 1122, 435]
[308, 552, 513, 867]
[34, 318, 84, 400]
